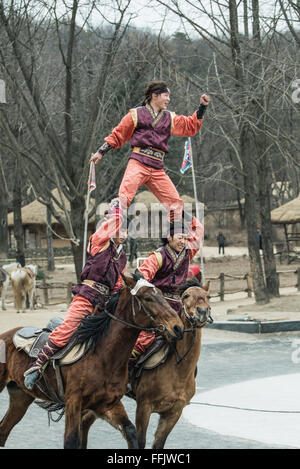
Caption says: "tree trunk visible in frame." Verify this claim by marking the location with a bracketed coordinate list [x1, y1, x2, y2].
[46, 204, 55, 271]
[258, 154, 280, 297]
[240, 123, 269, 303]
[13, 158, 25, 264]
[70, 197, 86, 283]
[0, 155, 8, 256]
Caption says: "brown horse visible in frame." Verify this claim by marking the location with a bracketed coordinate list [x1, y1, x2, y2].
[0, 276, 184, 449]
[130, 277, 212, 449]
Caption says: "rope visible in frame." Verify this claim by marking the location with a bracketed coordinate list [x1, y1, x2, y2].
[190, 401, 300, 414]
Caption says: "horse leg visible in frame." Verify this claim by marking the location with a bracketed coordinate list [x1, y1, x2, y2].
[64, 396, 83, 449]
[1, 282, 7, 310]
[135, 402, 152, 449]
[21, 292, 26, 313]
[0, 381, 34, 447]
[27, 288, 34, 310]
[99, 401, 138, 449]
[152, 403, 183, 449]
[81, 410, 96, 449]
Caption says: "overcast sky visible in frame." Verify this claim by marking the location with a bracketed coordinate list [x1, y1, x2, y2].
[74, 0, 288, 39]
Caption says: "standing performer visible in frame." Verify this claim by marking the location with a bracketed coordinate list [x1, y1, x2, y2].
[90, 81, 210, 221]
[131, 213, 203, 357]
[24, 207, 127, 390]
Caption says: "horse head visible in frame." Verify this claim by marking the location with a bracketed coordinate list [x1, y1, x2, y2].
[179, 278, 213, 328]
[122, 275, 184, 342]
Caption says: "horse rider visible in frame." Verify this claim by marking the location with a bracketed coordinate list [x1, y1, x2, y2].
[131, 212, 203, 357]
[90, 81, 210, 221]
[24, 205, 128, 390]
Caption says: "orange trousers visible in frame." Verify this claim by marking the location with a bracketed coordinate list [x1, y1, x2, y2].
[119, 159, 183, 221]
[133, 330, 156, 355]
[49, 294, 93, 348]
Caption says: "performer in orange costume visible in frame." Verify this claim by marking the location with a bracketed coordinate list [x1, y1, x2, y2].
[91, 81, 210, 220]
[132, 214, 203, 356]
[24, 207, 127, 390]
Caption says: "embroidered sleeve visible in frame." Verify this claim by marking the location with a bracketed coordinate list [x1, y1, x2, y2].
[89, 209, 123, 256]
[171, 111, 204, 137]
[138, 253, 160, 282]
[188, 217, 204, 261]
[104, 111, 136, 149]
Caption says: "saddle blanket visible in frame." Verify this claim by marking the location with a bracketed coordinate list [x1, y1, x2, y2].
[12, 317, 88, 366]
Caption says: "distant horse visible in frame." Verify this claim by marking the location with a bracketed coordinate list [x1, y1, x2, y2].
[0, 263, 20, 310]
[10, 265, 37, 313]
[129, 277, 212, 449]
[0, 276, 183, 449]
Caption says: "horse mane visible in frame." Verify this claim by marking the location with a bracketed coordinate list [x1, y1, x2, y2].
[178, 278, 201, 296]
[71, 290, 122, 349]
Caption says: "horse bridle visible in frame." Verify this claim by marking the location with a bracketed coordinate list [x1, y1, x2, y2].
[173, 292, 213, 365]
[104, 280, 168, 335]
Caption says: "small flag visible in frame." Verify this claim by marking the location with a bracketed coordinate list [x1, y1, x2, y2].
[88, 161, 96, 192]
[180, 138, 192, 174]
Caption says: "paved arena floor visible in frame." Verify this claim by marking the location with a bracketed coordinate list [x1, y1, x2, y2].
[1, 327, 299, 449]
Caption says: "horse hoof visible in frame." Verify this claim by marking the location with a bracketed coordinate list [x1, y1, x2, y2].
[24, 371, 39, 390]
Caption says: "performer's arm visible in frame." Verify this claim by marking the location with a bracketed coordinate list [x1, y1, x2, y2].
[187, 217, 204, 261]
[172, 104, 208, 137]
[171, 94, 210, 137]
[103, 112, 136, 150]
[89, 209, 123, 256]
[90, 111, 136, 164]
[138, 253, 160, 282]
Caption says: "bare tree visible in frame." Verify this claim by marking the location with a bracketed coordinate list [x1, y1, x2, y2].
[153, 0, 300, 302]
[0, 0, 134, 280]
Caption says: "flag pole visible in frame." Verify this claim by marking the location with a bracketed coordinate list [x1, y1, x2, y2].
[188, 138, 205, 282]
[82, 162, 93, 268]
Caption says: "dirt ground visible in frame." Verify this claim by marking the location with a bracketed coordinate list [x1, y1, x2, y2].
[0, 254, 300, 333]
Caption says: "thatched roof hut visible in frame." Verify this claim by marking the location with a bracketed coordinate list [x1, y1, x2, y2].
[7, 189, 95, 248]
[271, 195, 300, 225]
[271, 195, 300, 256]
[133, 190, 204, 213]
[7, 189, 95, 226]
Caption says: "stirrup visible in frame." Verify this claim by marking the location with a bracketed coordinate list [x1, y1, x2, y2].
[24, 370, 40, 390]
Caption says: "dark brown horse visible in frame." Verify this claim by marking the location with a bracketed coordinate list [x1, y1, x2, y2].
[130, 277, 212, 449]
[0, 276, 184, 449]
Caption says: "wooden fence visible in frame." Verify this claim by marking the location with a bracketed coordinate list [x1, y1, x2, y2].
[35, 267, 300, 305]
[207, 267, 300, 301]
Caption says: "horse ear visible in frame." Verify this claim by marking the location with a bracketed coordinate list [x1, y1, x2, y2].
[122, 274, 136, 289]
[202, 281, 210, 292]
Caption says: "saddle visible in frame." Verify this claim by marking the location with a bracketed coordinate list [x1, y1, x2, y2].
[13, 318, 93, 405]
[127, 336, 170, 398]
[13, 317, 90, 366]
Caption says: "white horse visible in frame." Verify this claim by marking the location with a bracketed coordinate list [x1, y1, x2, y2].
[10, 265, 37, 313]
[0, 263, 20, 310]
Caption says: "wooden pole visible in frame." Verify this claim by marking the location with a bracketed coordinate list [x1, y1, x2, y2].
[219, 272, 225, 301]
[82, 162, 93, 268]
[297, 268, 300, 291]
[189, 138, 205, 282]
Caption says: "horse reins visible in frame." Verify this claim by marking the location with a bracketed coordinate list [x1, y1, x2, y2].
[104, 289, 167, 335]
[173, 302, 212, 365]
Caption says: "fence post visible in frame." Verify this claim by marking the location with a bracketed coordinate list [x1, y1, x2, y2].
[42, 279, 49, 305]
[297, 268, 300, 291]
[245, 273, 252, 297]
[67, 282, 73, 304]
[219, 273, 225, 301]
